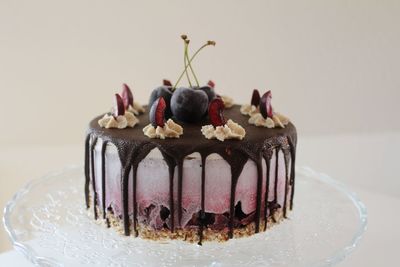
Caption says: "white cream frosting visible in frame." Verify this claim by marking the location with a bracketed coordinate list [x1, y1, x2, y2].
[220, 95, 234, 108]
[240, 104, 259, 116]
[143, 119, 183, 139]
[127, 101, 145, 115]
[98, 112, 139, 129]
[248, 112, 290, 128]
[201, 119, 246, 141]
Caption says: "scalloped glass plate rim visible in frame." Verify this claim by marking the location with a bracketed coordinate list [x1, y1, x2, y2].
[3, 165, 367, 267]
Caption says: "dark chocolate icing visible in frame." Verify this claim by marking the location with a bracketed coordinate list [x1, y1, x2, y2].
[90, 137, 98, 220]
[263, 156, 271, 231]
[100, 140, 110, 227]
[85, 105, 297, 244]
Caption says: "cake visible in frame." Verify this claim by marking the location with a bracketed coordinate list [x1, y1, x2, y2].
[84, 35, 297, 245]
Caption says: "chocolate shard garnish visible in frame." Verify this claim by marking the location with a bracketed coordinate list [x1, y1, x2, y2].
[121, 83, 134, 109]
[251, 89, 261, 106]
[259, 90, 273, 118]
[207, 80, 215, 89]
[163, 79, 172, 87]
[149, 97, 167, 127]
[208, 98, 226, 127]
[113, 94, 125, 117]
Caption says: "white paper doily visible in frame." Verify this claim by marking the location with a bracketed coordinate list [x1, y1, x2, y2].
[3, 166, 367, 267]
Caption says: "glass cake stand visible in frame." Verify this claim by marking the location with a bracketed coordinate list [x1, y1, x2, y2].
[3, 166, 367, 267]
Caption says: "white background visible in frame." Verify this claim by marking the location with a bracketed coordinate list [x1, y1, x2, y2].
[1, 1, 399, 266]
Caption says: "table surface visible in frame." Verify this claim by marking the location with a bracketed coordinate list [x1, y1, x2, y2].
[1, 132, 400, 266]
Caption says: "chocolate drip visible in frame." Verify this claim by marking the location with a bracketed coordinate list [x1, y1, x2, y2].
[122, 163, 132, 236]
[168, 165, 175, 231]
[227, 152, 248, 239]
[254, 154, 263, 233]
[90, 137, 98, 219]
[84, 135, 91, 208]
[228, 177, 238, 239]
[263, 156, 271, 231]
[282, 149, 290, 218]
[85, 105, 297, 241]
[160, 152, 176, 232]
[121, 143, 155, 236]
[288, 137, 296, 210]
[101, 141, 108, 221]
[198, 155, 206, 245]
[177, 160, 184, 226]
[274, 147, 280, 206]
[128, 143, 158, 236]
[132, 166, 138, 237]
[118, 142, 143, 236]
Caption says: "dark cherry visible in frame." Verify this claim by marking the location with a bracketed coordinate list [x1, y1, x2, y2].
[149, 80, 173, 119]
[195, 80, 216, 103]
[207, 80, 215, 89]
[149, 97, 166, 127]
[170, 87, 209, 123]
[198, 85, 216, 102]
[251, 89, 260, 106]
[121, 83, 134, 110]
[208, 98, 226, 127]
[259, 90, 273, 118]
[113, 94, 125, 117]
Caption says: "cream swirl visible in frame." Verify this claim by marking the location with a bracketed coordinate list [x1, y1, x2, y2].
[127, 101, 145, 115]
[220, 95, 234, 108]
[143, 119, 183, 139]
[201, 119, 246, 141]
[240, 104, 259, 116]
[248, 112, 290, 128]
[98, 112, 139, 129]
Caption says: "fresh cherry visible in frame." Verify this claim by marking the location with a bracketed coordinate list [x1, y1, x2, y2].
[259, 90, 273, 118]
[121, 83, 134, 110]
[113, 94, 125, 117]
[168, 35, 216, 123]
[198, 85, 216, 103]
[149, 80, 173, 119]
[149, 97, 167, 127]
[170, 87, 209, 123]
[199, 80, 217, 102]
[251, 89, 260, 106]
[207, 80, 215, 89]
[208, 98, 226, 127]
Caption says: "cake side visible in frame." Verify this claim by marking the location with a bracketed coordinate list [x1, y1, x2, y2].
[85, 105, 297, 244]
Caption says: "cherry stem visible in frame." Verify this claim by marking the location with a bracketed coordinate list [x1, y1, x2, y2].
[185, 41, 200, 87]
[173, 42, 215, 90]
[183, 41, 193, 87]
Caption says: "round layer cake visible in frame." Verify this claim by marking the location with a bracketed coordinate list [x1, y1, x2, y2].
[84, 105, 297, 244]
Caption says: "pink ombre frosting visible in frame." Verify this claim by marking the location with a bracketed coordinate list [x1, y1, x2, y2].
[91, 138, 291, 229]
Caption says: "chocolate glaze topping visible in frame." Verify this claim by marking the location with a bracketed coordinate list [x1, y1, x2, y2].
[263, 156, 271, 231]
[90, 137, 98, 220]
[100, 141, 108, 222]
[85, 105, 297, 244]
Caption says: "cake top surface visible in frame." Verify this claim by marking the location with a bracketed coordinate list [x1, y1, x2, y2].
[88, 105, 296, 163]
